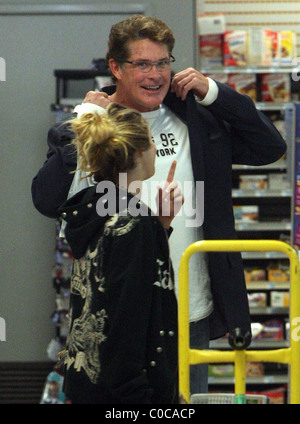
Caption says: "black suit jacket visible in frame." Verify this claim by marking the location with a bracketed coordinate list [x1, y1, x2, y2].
[32, 81, 287, 342]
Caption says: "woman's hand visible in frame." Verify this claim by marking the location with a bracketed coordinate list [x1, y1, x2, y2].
[156, 160, 184, 229]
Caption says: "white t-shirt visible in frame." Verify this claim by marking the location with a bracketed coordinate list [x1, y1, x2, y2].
[140, 105, 213, 322]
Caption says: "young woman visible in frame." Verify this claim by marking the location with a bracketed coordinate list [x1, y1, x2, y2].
[58, 102, 183, 404]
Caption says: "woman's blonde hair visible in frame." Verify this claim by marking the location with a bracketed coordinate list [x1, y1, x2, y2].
[70, 103, 151, 183]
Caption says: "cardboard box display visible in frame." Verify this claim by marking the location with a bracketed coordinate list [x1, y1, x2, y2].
[244, 268, 266, 282]
[267, 265, 290, 282]
[239, 174, 268, 190]
[261, 73, 291, 102]
[270, 291, 290, 307]
[234, 205, 259, 223]
[248, 28, 273, 66]
[197, 13, 226, 36]
[223, 30, 248, 66]
[279, 31, 296, 66]
[227, 73, 256, 101]
[199, 34, 223, 68]
[248, 292, 267, 307]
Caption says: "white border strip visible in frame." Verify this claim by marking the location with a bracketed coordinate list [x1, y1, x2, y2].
[0, 4, 150, 15]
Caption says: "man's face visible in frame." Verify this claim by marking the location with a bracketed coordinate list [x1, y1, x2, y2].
[110, 39, 172, 112]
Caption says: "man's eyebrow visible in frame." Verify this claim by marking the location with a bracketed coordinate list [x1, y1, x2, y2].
[131, 56, 169, 61]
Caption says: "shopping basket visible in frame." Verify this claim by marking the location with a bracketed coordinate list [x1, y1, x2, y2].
[178, 240, 300, 404]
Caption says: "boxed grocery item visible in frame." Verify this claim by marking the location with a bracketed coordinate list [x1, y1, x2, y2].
[234, 205, 259, 223]
[197, 13, 226, 36]
[279, 31, 296, 66]
[239, 174, 268, 190]
[247, 28, 273, 66]
[270, 30, 280, 66]
[248, 292, 267, 307]
[223, 30, 248, 66]
[197, 13, 225, 69]
[261, 73, 291, 102]
[267, 263, 290, 282]
[268, 173, 290, 190]
[244, 268, 266, 282]
[209, 364, 234, 377]
[254, 319, 284, 340]
[227, 73, 256, 101]
[199, 34, 223, 68]
[246, 362, 264, 377]
[270, 291, 290, 307]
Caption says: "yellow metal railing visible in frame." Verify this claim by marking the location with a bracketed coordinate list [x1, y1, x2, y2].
[178, 240, 300, 404]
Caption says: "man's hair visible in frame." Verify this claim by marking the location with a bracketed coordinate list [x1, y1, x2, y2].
[106, 14, 175, 63]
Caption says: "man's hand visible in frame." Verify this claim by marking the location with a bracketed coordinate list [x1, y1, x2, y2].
[83, 90, 113, 108]
[157, 160, 184, 229]
[171, 68, 209, 101]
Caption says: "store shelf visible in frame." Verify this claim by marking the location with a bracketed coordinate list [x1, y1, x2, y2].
[232, 189, 292, 198]
[200, 65, 299, 74]
[233, 161, 287, 171]
[246, 281, 290, 290]
[208, 375, 289, 385]
[250, 307, 289, 315]
[241, 251, 289, 260]
[210, 339, 289, 350]
[235, 222, 291, 231]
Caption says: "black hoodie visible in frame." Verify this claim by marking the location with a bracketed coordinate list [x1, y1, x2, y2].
[58, 184, 178, 404]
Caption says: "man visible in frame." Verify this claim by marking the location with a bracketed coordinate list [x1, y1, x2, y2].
[32, 15, 287, 395]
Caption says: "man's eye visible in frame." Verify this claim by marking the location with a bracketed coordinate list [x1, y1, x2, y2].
[158, 60, 168, 66]
[137, 61, 149, 68]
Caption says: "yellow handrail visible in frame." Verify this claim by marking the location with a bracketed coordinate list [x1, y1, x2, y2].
[178, 240, 300, 404]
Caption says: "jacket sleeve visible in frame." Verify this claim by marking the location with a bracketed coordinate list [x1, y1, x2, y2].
[31, 123, 76, 218]
[206, 81, 287, 165]
[99, 217, 156, 403]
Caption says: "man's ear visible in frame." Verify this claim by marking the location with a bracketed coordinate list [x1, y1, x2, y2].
[109, 58, 122, 81]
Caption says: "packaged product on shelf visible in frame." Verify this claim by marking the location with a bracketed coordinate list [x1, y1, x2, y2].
[279, 31, 296, 66]
[239, 174, 268, 190]
[197, 13, 225, 69]
[40, 371, 65, 404]
[227, 73, 256, 101]
[267, 263, 290, 282]
[258, 386, 287, 404]
[268, 173, 290, 190]
[270, 30, 280, 66]
[209, 364, 234, 377]
[223, 30, 248, 66]
[199, 34, 223, 68]
[247, 28, 274, 66]
[248, 292, 267, 307]
[244, 267, 266, 282]
[234, 205, 259, 223]
[245, 362, 264, 377]
[261, 73, 291, 102]
[270, 291, 290, 307]
[254, 319, 284, 340]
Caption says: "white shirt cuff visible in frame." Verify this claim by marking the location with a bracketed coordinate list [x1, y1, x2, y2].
[195, 77, 218, 106]
[73, 102, 106, 117]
